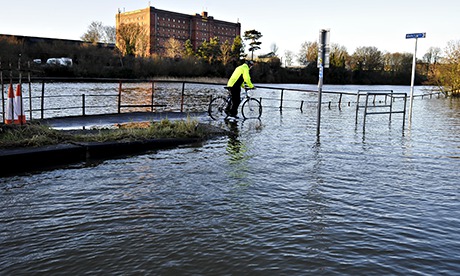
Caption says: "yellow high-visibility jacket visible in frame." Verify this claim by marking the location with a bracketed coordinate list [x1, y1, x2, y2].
[227, 64, 254, 89]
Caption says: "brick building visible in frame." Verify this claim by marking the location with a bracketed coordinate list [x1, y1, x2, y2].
[116, 6, 241, 56]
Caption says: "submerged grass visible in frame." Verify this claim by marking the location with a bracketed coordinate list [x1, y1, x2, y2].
[0, 117, 207, 149]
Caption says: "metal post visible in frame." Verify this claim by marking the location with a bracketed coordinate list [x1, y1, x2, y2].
[180, 82, 185, 112]
[316, 29, 330, 137]
[9, 63, 14, 122]
[409, 37, 418, 122]
[18, 55, 24, 125]
[406, 32, 425, 122]
[389, 91, 393, 121]
[279, 89, 284, 110]
[41, 81, 45, 119]
[28, 61, 32, 120]
[363, 94, 369, 131]
[82, 94, 86, 116]
[118, 81, 122, 113]
[338, 93, 343, 109]
[317, 64, 323, 136]
[355, 93, 361, 125]
[151, 81, 155, 112]
[402, 94, 407, 130]
[1, 60, 4, 123]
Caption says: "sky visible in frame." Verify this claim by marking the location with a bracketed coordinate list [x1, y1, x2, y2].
[1, 0, 459, 60]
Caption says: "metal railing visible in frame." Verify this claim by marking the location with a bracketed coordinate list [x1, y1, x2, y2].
[1, 78, 219, 122]
[0, 77, 445, 124]
[355, 90, 408, 130]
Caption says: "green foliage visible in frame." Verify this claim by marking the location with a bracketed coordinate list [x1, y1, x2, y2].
[184, 39, 195, 57]
[243, 30, 263, 60]
[231, 36, 245, 61]
[197, 37, 221, 64]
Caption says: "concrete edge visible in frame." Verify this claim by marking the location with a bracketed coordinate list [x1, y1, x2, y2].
[0, 138, 204, 177]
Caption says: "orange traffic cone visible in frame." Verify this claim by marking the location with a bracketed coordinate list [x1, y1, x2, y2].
[14, 84, 26, 125]
[5, 83, 14, 124]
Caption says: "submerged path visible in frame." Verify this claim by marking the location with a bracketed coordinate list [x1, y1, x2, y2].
[38, 111, 209, 129]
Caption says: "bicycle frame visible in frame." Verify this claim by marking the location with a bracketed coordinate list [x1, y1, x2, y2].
[208, 86, 261, 120]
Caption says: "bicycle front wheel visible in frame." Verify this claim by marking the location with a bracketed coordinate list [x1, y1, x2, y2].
[208, 96, 228, 120]
[241, 98, 262, 119]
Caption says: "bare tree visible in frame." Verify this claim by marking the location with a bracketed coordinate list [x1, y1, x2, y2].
[382, 52, 412, 73]
[82, 21, 116, 44]
[440, 40, 460, 95]
[284, 50, 294, 67]
[423, 47, 442, 64]
[164, 38, 183, 59]
[116, 23, 149, 57]
[103, 26, 116, 44]
[220, 40, 232, 65]
[81, 21, 105, 43]
[423, 47, 442, 79]
[297, 41, 318, 66]
[350, 46, 383, 71]
[270, 43, 279, 56]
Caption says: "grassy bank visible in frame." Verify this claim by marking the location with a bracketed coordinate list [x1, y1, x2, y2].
[0, 118, 210, 149]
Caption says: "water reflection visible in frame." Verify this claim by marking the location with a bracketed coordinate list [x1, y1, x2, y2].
[225, 120, 253, 189]
[226, 121, 246, 163]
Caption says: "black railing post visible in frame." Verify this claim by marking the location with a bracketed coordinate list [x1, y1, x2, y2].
[151, 81, 155, 112]
[1, 60, 4, 123]
[180, 82, 185, 112]
[41, 81, 45, 119]
[28, 61, 32, 120]
[279, 89, 284, 110]
[82, 94, 86, 116]
[118, 81, 122, 113]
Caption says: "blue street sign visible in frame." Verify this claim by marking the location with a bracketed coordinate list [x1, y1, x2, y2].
[406, 33, 426, 39]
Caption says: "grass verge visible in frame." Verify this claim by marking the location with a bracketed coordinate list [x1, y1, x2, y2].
[0, 118, 206, 149]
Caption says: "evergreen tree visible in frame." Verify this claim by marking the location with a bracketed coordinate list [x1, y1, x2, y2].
[243, 30, 262, 61]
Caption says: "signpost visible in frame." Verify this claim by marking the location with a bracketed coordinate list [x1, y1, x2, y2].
[406, 32, 426, 122]
[316, 29, 330, 138]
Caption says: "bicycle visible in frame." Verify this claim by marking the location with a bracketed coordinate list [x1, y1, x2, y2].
[208, 87, 262, 120]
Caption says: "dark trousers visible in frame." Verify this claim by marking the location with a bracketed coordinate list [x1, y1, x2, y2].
[230, 86, 241, 116]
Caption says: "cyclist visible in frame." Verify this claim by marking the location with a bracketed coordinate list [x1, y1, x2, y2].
[226, 60, 255, 118]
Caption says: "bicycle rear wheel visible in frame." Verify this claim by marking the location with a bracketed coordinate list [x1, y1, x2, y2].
[241, 98, 262, 119]
[208, 96, 229, 120]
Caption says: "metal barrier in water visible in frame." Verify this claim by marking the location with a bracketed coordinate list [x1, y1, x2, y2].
[355, 90, 408, 130]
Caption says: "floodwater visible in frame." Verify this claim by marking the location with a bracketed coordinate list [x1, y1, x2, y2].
[1, 84, 459, 275]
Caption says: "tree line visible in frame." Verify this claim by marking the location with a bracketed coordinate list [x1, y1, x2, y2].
[0, 21, 458, 96]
